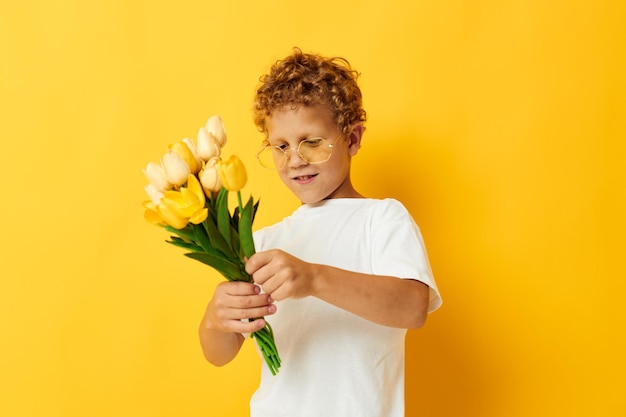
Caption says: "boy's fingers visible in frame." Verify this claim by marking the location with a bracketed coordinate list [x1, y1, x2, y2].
[244, 251, 271, 275]
[219, 281, 261, 296]
[230, 318, 266, 334]
[223, 315, 270, 334]
[229, 304, 275, 321]
[228, 293, 273, 310]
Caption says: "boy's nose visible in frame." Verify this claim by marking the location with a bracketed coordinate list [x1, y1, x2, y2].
[285, 148, 308, 168]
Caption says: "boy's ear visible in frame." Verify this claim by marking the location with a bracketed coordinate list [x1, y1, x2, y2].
[347, 123, 364, 156]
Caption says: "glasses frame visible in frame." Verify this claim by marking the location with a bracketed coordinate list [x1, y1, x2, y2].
[255, 136, 339, 170]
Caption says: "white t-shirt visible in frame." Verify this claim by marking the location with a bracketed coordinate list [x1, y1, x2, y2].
[249, 198, 441, 417]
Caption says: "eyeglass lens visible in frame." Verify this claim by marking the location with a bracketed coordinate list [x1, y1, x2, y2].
[257, 137, 333, 169]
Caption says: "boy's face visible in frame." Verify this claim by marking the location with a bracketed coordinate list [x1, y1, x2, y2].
[266, 104, 362, 204]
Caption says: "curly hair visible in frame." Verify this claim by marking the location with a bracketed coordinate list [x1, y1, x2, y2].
[253, 48, 367, 136]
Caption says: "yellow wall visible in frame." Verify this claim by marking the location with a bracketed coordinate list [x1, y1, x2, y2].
[1, 1, 624, 416]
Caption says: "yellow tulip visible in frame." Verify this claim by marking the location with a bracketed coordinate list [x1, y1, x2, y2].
[219, 155, 247, 191]
[143, 201, 166, 226]
[156, 202, 190, 229]
[170, 141, 200, 174]
[206, 115, 227, 147]
[199, 157, 222, 193]
[157, 174, 208, 229]
[183, 138, 202, 172]
[197, 127, 222, 161]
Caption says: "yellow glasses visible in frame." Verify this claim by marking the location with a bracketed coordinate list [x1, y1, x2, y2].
[256, 137, 335, 170]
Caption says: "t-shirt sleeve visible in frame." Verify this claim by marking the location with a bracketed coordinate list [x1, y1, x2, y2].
[371, 200, 442, 313]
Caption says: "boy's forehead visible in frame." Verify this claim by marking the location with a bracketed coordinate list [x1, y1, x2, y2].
[266, 104, 338, 140]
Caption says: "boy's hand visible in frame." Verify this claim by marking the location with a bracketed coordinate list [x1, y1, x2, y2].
[245, 249, 317, 301]
[203, 281, 276, 334]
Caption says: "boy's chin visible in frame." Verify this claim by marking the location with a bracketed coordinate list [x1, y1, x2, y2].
[295, 193, 326, 205]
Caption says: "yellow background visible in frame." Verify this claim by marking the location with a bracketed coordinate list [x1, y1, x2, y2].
[1, 1, 624, 416]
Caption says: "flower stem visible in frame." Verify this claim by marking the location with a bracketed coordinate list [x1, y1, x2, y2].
[251, 321, 281, 375]
[237, 191, 244, 215]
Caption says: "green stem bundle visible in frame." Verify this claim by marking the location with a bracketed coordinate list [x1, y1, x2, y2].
[251, 320, 281, 375]
[165, 188, 281, 375]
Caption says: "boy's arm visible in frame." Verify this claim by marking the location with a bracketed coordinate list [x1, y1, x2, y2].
[310, 265, 429, 329]
[198, 281, 275, 365]
[198, 326, 245, 366]
[246, 250, 430, 329]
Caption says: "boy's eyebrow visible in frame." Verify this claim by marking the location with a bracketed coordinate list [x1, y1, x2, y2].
[265, 137, 285, 145]
[269, 134, 322, 143]
[266, 136, 301, 146]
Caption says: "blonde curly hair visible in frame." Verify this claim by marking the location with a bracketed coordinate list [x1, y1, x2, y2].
[253, 48, 367, 136]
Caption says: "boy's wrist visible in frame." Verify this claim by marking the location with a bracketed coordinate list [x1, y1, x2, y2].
[309, 263, 329, 298]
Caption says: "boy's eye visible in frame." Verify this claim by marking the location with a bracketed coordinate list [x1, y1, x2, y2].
[301, 137, 324, 147]
[267, 142, 288, 150]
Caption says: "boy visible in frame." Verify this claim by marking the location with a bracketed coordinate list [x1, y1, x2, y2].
[199, 48, 441, 417]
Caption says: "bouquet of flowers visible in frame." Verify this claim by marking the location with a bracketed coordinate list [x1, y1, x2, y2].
[142, 115, 281, 375]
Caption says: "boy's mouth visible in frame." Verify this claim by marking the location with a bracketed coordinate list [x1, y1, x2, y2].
[292, 174, 318, 183]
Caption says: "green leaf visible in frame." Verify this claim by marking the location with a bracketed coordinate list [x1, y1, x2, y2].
[206, 194, 218, 222]
[239, 196, 256, 259]
[184, 252, 249, 282]
[165, 225, 196, 242]
[230, 205, 242, 258]
[192, 223, 214, 253]
[252, 198, 260, 222]
[203, 210, 237, 259]
[216, 188, 232, 251]
[166, 239, 203, 252]
[231, 206, 240, 230]
[230, 226, 241, 260]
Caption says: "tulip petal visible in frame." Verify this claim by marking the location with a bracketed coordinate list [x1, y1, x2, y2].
[162, 190, 187, 206]
[199, 157, 222, 193]
[162, 196, 195, 218]
[197, 127, 221, 161]
[171, 141, 199, 174]
[183, 138, 203, 172]
[156, 203, 189, 229]
[144, 184, 164, 206]
[199, 166, 221, 193]
[219, 155, 247, 191]
[189, 207, 208, 224]
[206, 115, 227, 147]
[144, 209, 165, 225]
[161, 190, 195, 217]
[143, 162, 171, 192]
[143, 201, 166, 226]
[162, 151, 191, 186]
[186, 174, 206, 205]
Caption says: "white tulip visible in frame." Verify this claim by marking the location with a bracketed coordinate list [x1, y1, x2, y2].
[206, 115, 227, 147]
[161, 150, 191, 187]
[143, 161, 171, 192]
[199, 157, 222, 193]
[144, 184, 164, 206]
[197, 127, 221, 161]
